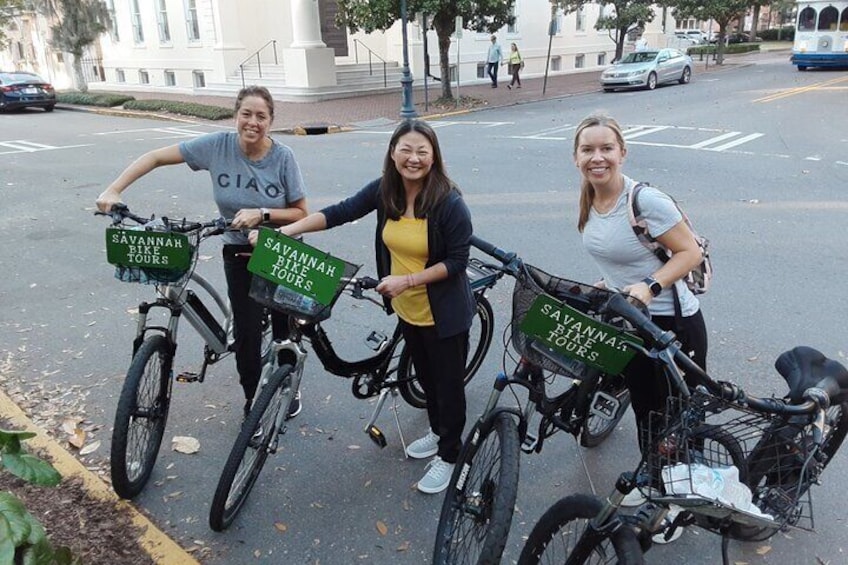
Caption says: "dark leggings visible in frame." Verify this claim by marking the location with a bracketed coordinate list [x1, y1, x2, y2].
[223, 244, 289, 402]
[400, 320, 469, 463]
[623, 309, 708, 452]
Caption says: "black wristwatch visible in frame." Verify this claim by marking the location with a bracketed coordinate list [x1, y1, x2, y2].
[260, 207, 271, 222]
[642, 276, 662, 297]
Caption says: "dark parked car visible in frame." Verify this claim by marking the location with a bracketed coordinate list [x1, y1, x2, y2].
[0, 71, 56, 112]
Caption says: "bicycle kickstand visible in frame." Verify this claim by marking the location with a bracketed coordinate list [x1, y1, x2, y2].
[363, 388, 408, 456]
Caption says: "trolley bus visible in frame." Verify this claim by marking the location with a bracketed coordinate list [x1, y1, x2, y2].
[792, 0, 848, 70]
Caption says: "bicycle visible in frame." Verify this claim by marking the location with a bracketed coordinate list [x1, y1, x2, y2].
[99, 204, 251, 500]
[208, 229, 502, 531]
[518, 292, 848, 565]
[433, 235, 642, 565]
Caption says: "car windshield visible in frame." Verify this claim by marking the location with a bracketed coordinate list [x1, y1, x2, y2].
[0, 72, 42, 83]
[620, 52, 658, 64]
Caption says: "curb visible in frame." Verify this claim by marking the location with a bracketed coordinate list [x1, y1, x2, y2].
[0, 389, 200, 565]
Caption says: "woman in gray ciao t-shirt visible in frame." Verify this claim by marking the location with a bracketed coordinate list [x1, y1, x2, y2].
[96, 86, 309, 421]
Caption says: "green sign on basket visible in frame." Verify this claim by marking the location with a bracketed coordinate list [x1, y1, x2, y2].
[519, 293, 641, 375]
[248, 228, 346, 306]
[105, 227, 192, 271]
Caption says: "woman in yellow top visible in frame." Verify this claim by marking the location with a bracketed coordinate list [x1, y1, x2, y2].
[507, 42, 523, 89]
[257, 120, 475, 494]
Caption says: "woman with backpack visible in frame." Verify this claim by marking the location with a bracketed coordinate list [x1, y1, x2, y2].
[572, 113, 708, 538]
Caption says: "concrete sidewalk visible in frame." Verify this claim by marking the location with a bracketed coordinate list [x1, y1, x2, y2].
[65, 44, 791, 132]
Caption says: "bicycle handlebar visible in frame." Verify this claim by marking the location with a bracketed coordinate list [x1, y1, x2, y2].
[469, 234, 522, 276]
[96, 203, 232, 235]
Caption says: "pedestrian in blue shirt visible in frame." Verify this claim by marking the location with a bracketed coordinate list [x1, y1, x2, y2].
[486, 35, 503, 88]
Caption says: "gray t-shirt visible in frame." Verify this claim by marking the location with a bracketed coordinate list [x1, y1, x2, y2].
[582, 175, 699, 317]
[179, 131, 306, 245]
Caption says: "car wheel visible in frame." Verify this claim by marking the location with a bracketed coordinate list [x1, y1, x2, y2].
[679, 66, 691, 85]
[646, 72, 657, 90]
[797, 65, 807, 72]
[45, 105, 55, 112]
[603, 87, 614, 93]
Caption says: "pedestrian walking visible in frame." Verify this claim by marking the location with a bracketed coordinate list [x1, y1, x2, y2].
[486, 35, 503, 88]
[506, 42, 523, 89]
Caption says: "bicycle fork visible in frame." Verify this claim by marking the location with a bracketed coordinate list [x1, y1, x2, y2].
[261, 339, 307, 454]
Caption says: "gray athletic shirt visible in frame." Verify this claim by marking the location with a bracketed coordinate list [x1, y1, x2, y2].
[582, 175, 699, 317]
[179, 131, 306, 245]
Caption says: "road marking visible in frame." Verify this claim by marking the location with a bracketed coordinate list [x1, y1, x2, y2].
[92, 126, 212, 137]
[753, 75, 848, 103]
[622, 125, 670, 139]
[707, 133, 764, 152]
[689, 131, 742, 149]
[0, 140, 92, 155]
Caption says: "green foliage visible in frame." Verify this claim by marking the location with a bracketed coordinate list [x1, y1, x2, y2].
[687, 43, 760, 56]
[0, 428, 79, 564]
[122, 99, 234, 120]
[48, 0, 110, 57]
[0, 0, 24, 48]
[57, 91, 134, 106]
[557, 0, 655, 61]
[759, 27, 794, 41]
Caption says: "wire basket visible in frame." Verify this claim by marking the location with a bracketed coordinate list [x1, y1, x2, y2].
[249, 258, 360, 324]
[110, 229, 198, 286]
[510, 264, 643, 377]
[639, 390, 816, 537]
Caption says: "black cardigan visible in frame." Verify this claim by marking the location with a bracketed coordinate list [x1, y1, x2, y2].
[321, 178, 475, 339]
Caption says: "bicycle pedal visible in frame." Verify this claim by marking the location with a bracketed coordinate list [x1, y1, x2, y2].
[364, 331, 388, 351]
[590, 390, 620, 421]
[175, 372, 200, 383]
[521, 432, 539, 454]
[366, 425, 388, 448]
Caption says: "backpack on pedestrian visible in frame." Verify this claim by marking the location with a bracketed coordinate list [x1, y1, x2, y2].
[627, 183, 713, 295]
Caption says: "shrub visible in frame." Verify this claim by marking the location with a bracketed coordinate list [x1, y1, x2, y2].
[759, 27, 795, 41]
[122, 99, 233, 120]
[687, 43, 761, 57]
[57, 91, 135, 107]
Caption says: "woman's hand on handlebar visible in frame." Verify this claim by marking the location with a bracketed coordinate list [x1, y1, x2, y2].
[96, 188, 123, 213]
[622, 281, 653, 306]
[376, 275, 412, 299]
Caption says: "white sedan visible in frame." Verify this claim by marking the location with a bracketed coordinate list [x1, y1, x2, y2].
[600, 49, 693, 92]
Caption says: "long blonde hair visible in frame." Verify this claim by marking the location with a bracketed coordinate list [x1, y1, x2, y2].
[574, 114, 627, 232]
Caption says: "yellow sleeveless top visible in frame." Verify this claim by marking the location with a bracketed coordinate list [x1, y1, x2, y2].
[382, 217, 434, 326]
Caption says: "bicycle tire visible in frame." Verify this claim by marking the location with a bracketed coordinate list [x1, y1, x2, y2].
[110, 335, 173, 499]
[209, 364, 294, 532]
[579, 370, 631, 448]
[398, 294, 495, 409]
[433, 411, 520, 565]
[518, 494, 643, 565]
[732, 401, 848, 541]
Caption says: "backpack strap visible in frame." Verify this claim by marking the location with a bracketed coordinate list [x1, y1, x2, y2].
[628, 182, 669, 264]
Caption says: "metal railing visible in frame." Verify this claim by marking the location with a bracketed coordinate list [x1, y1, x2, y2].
[80, 57, 105, 83]
[238, 40, 278, 88]
[352, 39, 387, 87]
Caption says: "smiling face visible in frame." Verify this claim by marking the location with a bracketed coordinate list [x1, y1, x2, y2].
[573, 124, 626, 187]
[390, 131, 433, 187]
[235, 95, 273, 146]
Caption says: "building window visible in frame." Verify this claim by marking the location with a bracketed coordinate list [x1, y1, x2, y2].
[157, 0, 171, 43]
[139, 69, 149, 84]
[477, 63, 486, 79]
[551, 55, 561, 71]
[597, 53, 606, 66]
[507, 5, 517, 34]
[116, 68, 125, 82]
[575, 54, 585, 68]
[576, 7, 585, 32]
[107, 0, 119, 41]
[192, 70, 205, 87]
[185, 0, 200, 41]
[164, 70, 176, 86]
[131, 0, 144, 44]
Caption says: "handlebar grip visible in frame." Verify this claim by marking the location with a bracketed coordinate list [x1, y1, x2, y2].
[807, 376, 841, 407]
[470, 234, 515, 265]
[604, 293, 671, 347]
[358, 276, 380, 290]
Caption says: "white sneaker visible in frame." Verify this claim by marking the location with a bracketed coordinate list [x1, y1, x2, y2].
[417, 456, 455, 494]
[406, 430, 440, 459]
[620, 486, 661, 507]
[652, 504, 684, 544]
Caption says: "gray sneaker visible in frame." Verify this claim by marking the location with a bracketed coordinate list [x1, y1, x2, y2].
[405, 430, 439, 459]
[417, 456, 455, 494]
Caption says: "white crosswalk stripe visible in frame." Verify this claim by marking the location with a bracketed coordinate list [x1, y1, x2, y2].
[0, 140, 92, 155]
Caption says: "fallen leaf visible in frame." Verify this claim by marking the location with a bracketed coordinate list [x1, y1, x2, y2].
[397, 541, 411, 552]
[756, 545, 772, 556]
[172, 436, 200, 454]
[62, 419, 81, 435]
[348, 445, 361, 450]
[79, 440, 101, 455]
[68, 429, 86, 449]
[376, 520, 388, 536]
[274, 522, 287, 533]
[254, 550, 261, 558]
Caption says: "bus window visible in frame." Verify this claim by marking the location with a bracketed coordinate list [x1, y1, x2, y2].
[798, 7, 816, 31]
[841, 8, 848, 31]
[818, 6, 838, 30]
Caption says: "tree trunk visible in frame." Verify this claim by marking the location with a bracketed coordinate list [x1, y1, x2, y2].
[433, 15, 453, 100]
[750, 5, 761, 39]
[71, 53, 87, 92]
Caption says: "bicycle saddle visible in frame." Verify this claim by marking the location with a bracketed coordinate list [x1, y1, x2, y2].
[775, 346, 848, 404]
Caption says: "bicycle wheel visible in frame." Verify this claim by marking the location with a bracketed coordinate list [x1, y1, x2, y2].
[733, 401, 848, 541]
[209, 364, 294, 532]
[110, 335, 174, 499]
[398, 294, 495, 409]
[433, 411, 520, 565]
[579, 370, 632, 448]
[518, 494, 643, 565]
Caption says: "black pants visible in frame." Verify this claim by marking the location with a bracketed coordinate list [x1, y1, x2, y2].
[623, 309, 708, 453]
[486, 62, 499, 86]
[223, 244, 289, 401]
[400, 321, 468, 463]
[509, 65, 521, 86]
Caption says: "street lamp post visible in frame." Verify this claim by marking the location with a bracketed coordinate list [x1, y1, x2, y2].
[399, 0, 418, 119]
